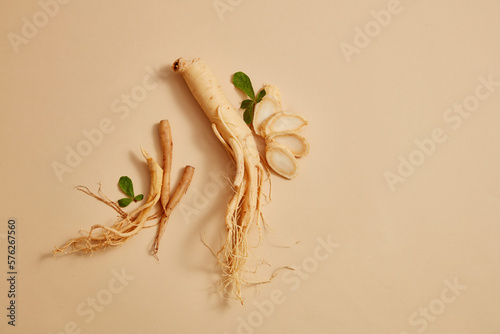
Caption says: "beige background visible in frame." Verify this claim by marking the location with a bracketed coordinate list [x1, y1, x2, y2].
[1, 0, 500, 333]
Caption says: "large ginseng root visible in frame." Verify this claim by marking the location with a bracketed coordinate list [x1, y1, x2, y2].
[53, 148, 163, 256]
[173, 57, 268, 304]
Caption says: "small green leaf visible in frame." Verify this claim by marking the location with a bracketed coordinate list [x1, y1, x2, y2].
[240, 99, 253, 109]
[134, 194, 144, 202]
[255, 89, 266, 103]
[243, 106, 254, 125]
[118, 176, 135, 198]
[118, 198, 133, 207]
[233, 72, 255, 100]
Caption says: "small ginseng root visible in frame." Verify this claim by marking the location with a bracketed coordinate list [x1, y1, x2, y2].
[54, 120, 194, 257]
[153, 119, 195, 259]
[173, 57, 269, 304]
[159, 120, 173, 210]
[252, 84, 310, 179]
[53, 148, 163, 256]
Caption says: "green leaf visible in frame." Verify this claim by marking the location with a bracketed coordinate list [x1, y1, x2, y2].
[118, 176, 135, 198]
[255, 89, 266, 103]
[134, 194, 144, 202]
[118, 198, 133, 207]
[233, 72, 255, 100]
[240, 99, 253, 109]
[243, 106, 254, 125]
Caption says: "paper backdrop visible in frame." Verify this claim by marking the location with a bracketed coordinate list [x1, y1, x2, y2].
[1, 1, 499, 333]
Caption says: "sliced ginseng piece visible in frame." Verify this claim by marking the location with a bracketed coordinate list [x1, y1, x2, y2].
[253, 96, 279, 137]
[261, 84, 283, 109]
[265, 142, 299, 179]
[263, 112, 308, 136]
[268, 131, 310, 158]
